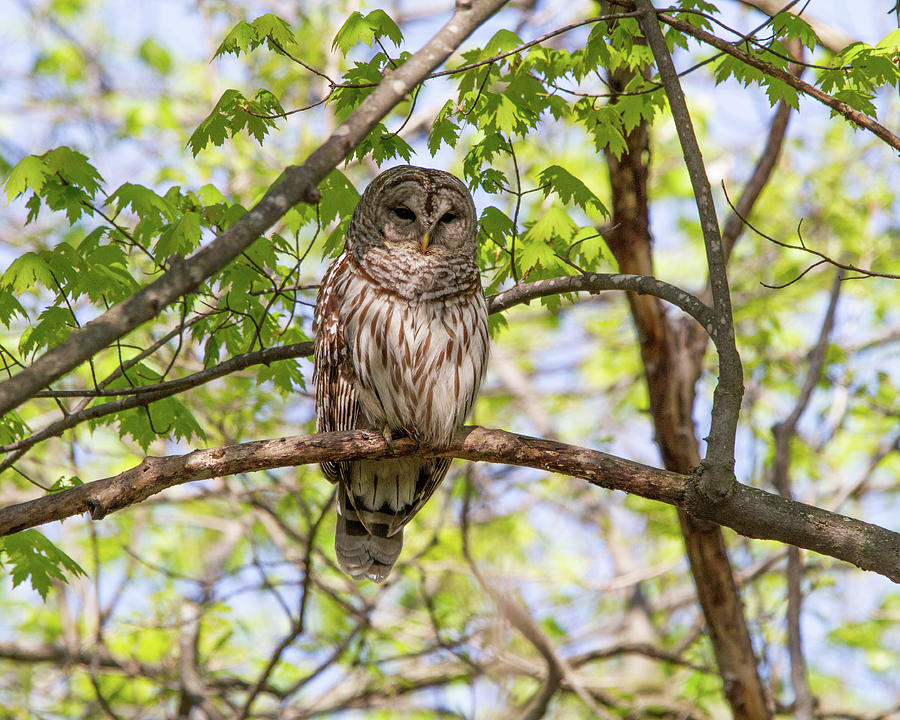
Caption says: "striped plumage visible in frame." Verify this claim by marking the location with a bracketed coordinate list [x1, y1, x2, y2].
[314, 166, 489, 582]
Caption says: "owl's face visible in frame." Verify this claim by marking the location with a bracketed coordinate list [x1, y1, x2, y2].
[349, 166, 477, 261]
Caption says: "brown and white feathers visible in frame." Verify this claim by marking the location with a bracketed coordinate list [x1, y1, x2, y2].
[314, 165, 489, 582]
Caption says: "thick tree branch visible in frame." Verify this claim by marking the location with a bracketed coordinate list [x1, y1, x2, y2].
[637, 0, 744, 501]
[0, 0, 508, 418]
[1, 427, 899, 583]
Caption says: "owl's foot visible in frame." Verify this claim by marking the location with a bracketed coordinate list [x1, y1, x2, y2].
[380, 426, 420, 454]
[381, 425, 398, 454]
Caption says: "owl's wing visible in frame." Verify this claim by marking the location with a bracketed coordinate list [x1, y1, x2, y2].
[314, 254, 359, 484]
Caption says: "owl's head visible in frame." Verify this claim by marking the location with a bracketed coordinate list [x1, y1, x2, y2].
[347, 166, 477, 261]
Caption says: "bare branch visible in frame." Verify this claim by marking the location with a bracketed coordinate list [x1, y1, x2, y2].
[637, 0, 744, 501]
[2, 427, 900, 583]
[487, 272, 716, 333]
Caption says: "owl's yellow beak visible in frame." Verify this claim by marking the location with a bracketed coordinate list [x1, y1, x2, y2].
[420, 232, 430, 252]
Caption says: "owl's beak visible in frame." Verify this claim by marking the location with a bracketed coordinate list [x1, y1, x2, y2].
[420, 232, 431, 253]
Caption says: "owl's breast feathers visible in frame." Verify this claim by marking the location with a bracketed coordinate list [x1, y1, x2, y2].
[314, 243, 488, 582]
[317, 251, 488, 446]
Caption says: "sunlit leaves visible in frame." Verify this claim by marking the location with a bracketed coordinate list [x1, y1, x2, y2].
[318, 169, 360, 227]
[352, 122, 414, 165]
[188, 88, 285, 156]
[538, 165, 605, 214]
[0, 530, 86, 601]
[214, 13, 297, 59]
[4, 147, 103, 223]
[427, 102, 461, 154]
[4, 156, 47, 201]
[770, 12, 820, 52]
[817, 33, 900, 118]
[332, 9, 403, 54]
[2, 252, 55, 293]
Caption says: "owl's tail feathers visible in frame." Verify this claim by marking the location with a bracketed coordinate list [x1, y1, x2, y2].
[335, 492, 403, 583]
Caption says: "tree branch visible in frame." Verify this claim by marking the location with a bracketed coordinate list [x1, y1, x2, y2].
[637, 0, 744, 500]
[3, 273, 712, 471]
[0, 0, 509, 418]
[2, 427, 899, 583]
[487, 272, 715, 332]
[654, 9, 900, 152]
[736, 0, 855, 54]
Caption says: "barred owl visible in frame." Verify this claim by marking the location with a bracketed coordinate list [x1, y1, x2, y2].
[314, 166, 489, 583]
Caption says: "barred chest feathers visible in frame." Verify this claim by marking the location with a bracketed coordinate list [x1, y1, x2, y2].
[313, 165, 488, 583]
[334, 256, 488, 446]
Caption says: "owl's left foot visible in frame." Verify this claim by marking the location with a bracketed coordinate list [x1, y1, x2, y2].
[381, 425, 396, 454]
[380, 426, 420, 454]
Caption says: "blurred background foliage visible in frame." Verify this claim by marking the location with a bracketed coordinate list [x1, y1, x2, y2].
[0, 0, 899, 717]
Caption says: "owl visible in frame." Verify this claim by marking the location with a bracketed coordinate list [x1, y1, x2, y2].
[314, 165, 489, 583]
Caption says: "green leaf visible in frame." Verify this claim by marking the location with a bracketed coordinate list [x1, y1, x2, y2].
[1, 530, 86, 601]
[352, 123, 414, 164]
[2, 251, 55, 293]
[252, 13, 296, 51]
[318, 170, 360, 227]
[188, 89, 243, 157]
[763, 77, 799, 109]
[332, 9, 403, 53]
[157, 211, 203, 257]
[428, 104, 460, 155]
[771, 12, 820, 51]
[0, 410, 29, 445]
[48, 475, 83, 493]
[538, 165, 606, 214]
[214, 20, 258, 58]
[875, 27, 900, 50]
[257, 359, 306, 393]
[365, 9, 403, 47]
[112, 397, 205, 451]
[582, 23, 612, 75]
[4, 155, 48, 201]
[482, 28, 522, 58]
[0, 288, 26, 326]
[43, 146, 103, 196]
[332, 12, 372, 53]
[19, 306, 75, 357]
[108, 183, 177, 223]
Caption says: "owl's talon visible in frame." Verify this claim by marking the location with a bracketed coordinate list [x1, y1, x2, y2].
[382, 425, 396, 454]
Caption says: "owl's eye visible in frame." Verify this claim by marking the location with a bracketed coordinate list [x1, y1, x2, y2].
[438, 212, 457, 224]
[391, 207, 416, 221]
